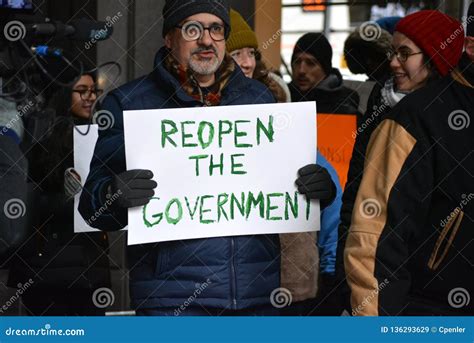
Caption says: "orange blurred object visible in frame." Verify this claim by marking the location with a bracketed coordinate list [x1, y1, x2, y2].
[303, 0, 326, 12]
[317, 113, 357, 189]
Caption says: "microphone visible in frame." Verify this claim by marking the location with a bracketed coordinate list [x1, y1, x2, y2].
[30, 18, 113, 42]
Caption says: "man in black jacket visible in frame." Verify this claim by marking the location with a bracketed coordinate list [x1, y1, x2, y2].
[289, 33, 360, 115]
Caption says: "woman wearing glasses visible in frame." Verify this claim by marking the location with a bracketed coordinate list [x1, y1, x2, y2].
[71, 75, 104, 121]
[336, 10, 466, 313]
[10, 70, 111, 316]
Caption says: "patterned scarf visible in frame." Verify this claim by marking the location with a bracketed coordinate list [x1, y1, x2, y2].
[165, 50, 235, 106]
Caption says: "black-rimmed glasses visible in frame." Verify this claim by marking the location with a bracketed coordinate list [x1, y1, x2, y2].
[72, 88, 104, 100]
[176, 21, 225, 42]
[386, 50, 423, 63]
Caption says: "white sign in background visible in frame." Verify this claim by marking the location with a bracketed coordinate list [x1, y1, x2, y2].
[73, 125, 100, 233]
[124, 102, 319, 245]
[74, 125, 129, 233]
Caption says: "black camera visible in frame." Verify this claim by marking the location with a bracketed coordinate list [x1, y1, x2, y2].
[0, 1, 114, 145]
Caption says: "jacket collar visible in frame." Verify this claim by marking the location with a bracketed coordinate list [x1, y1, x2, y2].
[315, 68, 345, 92]
[289, 67, 345, 101]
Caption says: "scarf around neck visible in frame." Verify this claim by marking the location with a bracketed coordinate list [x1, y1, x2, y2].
[381, 77, 409, 108]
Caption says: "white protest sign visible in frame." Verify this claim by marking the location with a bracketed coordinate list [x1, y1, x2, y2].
[124, 102, 319, 245]
[73, 125, 100, 233]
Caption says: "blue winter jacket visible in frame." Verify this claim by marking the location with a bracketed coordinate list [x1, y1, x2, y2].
[317, 151, 342, 276]
[79, 47, 281, 310]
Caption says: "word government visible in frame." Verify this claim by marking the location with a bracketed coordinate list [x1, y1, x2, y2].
[143, 191, 312, 227]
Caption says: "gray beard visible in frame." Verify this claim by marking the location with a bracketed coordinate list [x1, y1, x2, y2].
[188, 56, 220, 76]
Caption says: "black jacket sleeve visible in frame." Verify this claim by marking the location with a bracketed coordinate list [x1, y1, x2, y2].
[78, 93, 128, 231]
[0, 136, 29, 259]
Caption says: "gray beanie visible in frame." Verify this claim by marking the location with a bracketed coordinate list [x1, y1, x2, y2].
[162, 0, 230, 38]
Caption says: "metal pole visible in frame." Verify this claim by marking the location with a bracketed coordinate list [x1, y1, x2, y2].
[323, 0, 332, 37]
[437, 0, 446, 13]
[462, 0, 470, 19]
[126, 0, 136, 82]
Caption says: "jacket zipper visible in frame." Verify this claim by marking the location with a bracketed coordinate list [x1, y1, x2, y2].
[231, 238, 237, 309]
[196, 92, 237, 308]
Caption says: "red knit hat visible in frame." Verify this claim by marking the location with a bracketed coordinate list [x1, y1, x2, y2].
[395, 10, 464, 76]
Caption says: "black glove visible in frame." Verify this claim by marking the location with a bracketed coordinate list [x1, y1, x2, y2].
[295, 164, 336, 210]
[106, 169, 157, 209]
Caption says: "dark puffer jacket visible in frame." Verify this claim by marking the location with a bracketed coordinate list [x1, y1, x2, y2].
[79, 47, 280, 310]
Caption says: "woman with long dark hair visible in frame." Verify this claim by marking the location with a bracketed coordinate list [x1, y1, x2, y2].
[9, 70, 111, 316]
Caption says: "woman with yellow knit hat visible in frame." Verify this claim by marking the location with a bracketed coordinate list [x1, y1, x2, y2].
[226, 9, 258, 78]
[227, 9, 291, 103]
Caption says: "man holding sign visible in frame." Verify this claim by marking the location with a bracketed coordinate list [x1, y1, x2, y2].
[79, 0, 336, 316]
